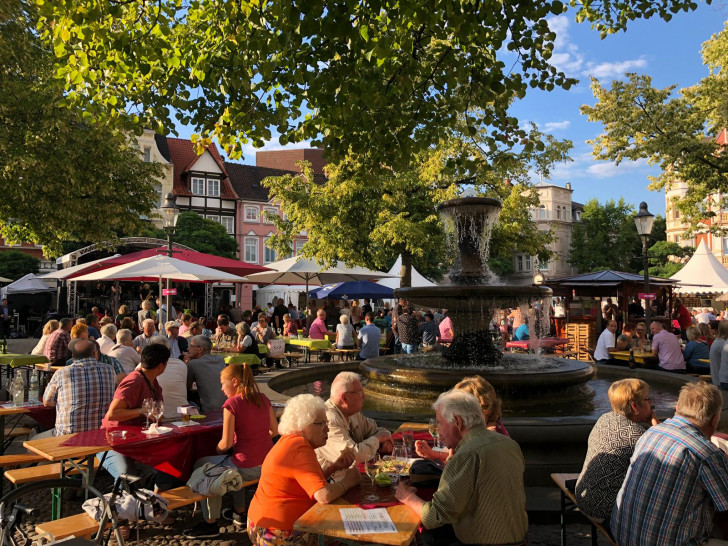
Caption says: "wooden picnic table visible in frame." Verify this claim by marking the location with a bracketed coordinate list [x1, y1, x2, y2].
[611, 350, 659, 369]
[294, 497, 421, 546]
[505, 337, 570, 352]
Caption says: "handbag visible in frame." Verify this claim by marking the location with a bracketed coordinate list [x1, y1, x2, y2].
[83, 488, 168, 523]
[267, 338, 285, 358]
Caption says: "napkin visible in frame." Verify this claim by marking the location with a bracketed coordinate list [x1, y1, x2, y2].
[143, 423, 173, 435]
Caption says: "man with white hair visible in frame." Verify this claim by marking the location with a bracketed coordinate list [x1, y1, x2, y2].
[611, 382, 728, 545]
[133, 318, 159, 353]
[108, 329, 142, 374]
[164, 321, 187, 360]
[396, 389, 528, 545]
[97, 323, 117, 354]
[316, 372, 392, 476]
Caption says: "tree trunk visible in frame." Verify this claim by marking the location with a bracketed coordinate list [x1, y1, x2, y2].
[400, 252, 413, 288]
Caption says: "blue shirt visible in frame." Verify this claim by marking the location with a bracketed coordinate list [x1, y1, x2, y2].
[513, 324, 529, 341]
[683, 340, 710, 370]
[357, 323, 381, 359]
[611, 415, 728, 545]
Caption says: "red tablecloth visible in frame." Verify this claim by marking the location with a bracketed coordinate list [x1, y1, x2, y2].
[60, 413, 223, 479]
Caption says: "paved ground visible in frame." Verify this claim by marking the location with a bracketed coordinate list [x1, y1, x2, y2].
[3, 337, 612, 545]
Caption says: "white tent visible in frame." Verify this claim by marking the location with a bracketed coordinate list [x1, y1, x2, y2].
[377, 255, 436, 289]
[255, 284, 308, 308]
[670, 240, 728, 293]
[1, 273, 56, 295]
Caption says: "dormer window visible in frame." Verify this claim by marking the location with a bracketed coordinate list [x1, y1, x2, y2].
[191, 177, 205, 195]
[207, 179, 220, 197]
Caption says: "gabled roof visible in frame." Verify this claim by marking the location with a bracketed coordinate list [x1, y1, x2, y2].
[671, 239, 728, 293]
[225, 162, 327, 203]
[166, 138, 236, 199]
[717, 129, 728, 147]
[549, 269, 675, 286]
[154, 134, 171, 162]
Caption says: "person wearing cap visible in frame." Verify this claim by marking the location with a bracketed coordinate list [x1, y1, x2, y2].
[165, 320, 188, 360]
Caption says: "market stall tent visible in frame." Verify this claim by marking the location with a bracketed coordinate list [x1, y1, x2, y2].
[377, 255, 436, 289]
[670, 239, 728, 294]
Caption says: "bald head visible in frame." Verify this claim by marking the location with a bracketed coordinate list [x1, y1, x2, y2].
[71, 339, 95, 360]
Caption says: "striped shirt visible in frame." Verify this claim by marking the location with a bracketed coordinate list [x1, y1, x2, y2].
[43, 357, 116, 436]
[611, 415, 728, 545]
[421, 424, 528, 544]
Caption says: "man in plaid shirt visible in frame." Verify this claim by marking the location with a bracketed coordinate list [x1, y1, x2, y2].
[611, 382, 728, 545]
[41, 339, 115, 437]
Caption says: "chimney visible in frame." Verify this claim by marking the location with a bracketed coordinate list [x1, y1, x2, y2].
[565, 182, 572, 190]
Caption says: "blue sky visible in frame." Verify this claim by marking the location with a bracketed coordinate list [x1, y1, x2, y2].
[173, 3, 726, 217]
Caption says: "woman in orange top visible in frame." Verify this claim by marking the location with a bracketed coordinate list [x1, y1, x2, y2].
[247, 394, 360, 545]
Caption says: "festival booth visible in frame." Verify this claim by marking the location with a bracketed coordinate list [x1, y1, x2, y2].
[670, 240, 728, 308]
[376, 254, 436, 290]
[545, 270, 678, 361]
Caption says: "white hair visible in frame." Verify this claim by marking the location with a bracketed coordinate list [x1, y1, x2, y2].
[278, 394, 326, 435]
[150, 335, 171, 350]
[340, 314, 349, 325]
[116, 329, 133, 344]
[142, 318, 156, 328]
[433, 389, 485, 429]
[101, 323, 117, 338]
[330, 371, 361, 401]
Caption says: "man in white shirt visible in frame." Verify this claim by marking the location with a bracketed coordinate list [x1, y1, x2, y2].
[594, 320, 618, 364]
[108, 329, 142, 374]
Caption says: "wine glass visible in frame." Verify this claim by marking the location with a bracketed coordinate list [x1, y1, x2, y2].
[428, 418, 440, 449]
[364, 455, 381, 501]
[141, 398, 153, 430]
[152, 400, 164, 426]
[402, 430, 414, 456]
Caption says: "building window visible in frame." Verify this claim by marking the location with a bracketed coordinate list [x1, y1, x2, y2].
[264, 237, 277, 264]
[556, 207, 561, 220]
[244, 206, 259, 223]
[263, 207, 278, 224]
[221, 216, 234, 234]
[206, 214, 220, 223]
[191, 177, 205, 195]
[143, 147, 151, 162]
[674, 207, 680, 219]
[525, 256, 532, 271]
[517, 255, 523, 271]
[539, 205, 546, 219]
[244, 237, 258, 263]
[295, 240, 305, 255]
[539, 259, 549, 271]
[574, 210, 581, 221]
[207, 179, 220, 197]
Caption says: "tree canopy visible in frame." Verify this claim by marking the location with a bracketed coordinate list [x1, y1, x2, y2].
[646, 240, 693, 277]
[35, 0, 702, 173]
[569, 198, 667, 273]
[264, 126, 569, 285]
[0, 250, 39, 281]
[0, 0, 162, 257]
[581, 22, 728, 232]
[141, 212, 239, 260]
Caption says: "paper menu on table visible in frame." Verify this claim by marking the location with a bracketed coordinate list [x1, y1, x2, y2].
[340, 507, 397, 534]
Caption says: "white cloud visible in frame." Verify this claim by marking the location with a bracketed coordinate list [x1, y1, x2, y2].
[586, 158, 649, 178]
[542, 120, 571, 132]
[585, 58, 648, 79]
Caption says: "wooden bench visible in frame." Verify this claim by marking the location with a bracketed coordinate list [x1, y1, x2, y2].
[5, 457, 102, 486]
[282, 352, 304, 367]
[4, 426, 33, 439]
[34, 480, 260, 542]
[0, 452, 46, 468]
[551, 473, 616, 546]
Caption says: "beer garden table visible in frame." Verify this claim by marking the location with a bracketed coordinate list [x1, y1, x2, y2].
[611, 350, 659, 369]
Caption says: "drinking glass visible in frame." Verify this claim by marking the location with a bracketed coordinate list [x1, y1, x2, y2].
[428, 418, 440, 449]
[364, 455, 381, 501]
[152, 400, 164, 426]
[141, 398, 153, 430]
[402, 430, 414, 456]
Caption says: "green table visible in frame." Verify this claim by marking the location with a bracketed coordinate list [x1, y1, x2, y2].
[223, 354, 262, 366]
[0, 354, 49, 367]
[283, 337, 333, 363]
[258, 344, 268, 355]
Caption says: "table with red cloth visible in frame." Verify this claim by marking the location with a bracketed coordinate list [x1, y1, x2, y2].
[505, 337, 570, 352]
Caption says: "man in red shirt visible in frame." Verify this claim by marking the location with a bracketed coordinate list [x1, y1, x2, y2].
[672, 298, 693, 340]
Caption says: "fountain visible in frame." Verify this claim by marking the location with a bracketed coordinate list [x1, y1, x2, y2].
[359, 197, 595, 410]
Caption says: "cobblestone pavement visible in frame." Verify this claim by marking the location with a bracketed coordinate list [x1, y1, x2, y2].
[3, 337, 611, 545]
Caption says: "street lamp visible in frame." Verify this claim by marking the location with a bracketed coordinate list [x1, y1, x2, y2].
[634, 201, 655, 329]
[160, 193, 179, 323]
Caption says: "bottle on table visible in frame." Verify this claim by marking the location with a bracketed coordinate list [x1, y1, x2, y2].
[628, 348, 636, 369]
[11, 374, 24, 406]
[28, 373, 39, 403]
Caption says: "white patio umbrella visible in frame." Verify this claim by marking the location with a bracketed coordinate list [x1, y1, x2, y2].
[244, 256, 395, 306]
[72, 255, 249, 283]
[40, 255, 121, 280]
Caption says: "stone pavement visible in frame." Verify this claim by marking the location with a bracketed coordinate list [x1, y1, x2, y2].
[3, 337, 610, 545]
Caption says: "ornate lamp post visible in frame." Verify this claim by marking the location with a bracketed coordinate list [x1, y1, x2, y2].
[634, 201, 655, 329]
[160, 193, 179, 322]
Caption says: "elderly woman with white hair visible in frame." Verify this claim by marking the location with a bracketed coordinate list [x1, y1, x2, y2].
[247, 394, 359, 545]
[97, 323, 118, 355]
[335, 314, 355, 349]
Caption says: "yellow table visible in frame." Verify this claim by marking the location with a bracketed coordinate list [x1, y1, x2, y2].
[611, 350, 659, 369]
[0, 354, 49, 367]
[284, 337, 333, 363]
[223, 353, 262, 367]
[294, 497, 421, 546]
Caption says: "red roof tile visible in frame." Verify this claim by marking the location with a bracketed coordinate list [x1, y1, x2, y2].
[166, 138, 237, 199]
[717, 129, 728, 147]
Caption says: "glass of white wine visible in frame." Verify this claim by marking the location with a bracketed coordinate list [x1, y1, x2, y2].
[364, 455, 381, 501]
[429, 418, 440, 449]
[152, 400, 164, 426]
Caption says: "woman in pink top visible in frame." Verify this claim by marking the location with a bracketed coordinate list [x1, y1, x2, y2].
[183, 363, 279, 539]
